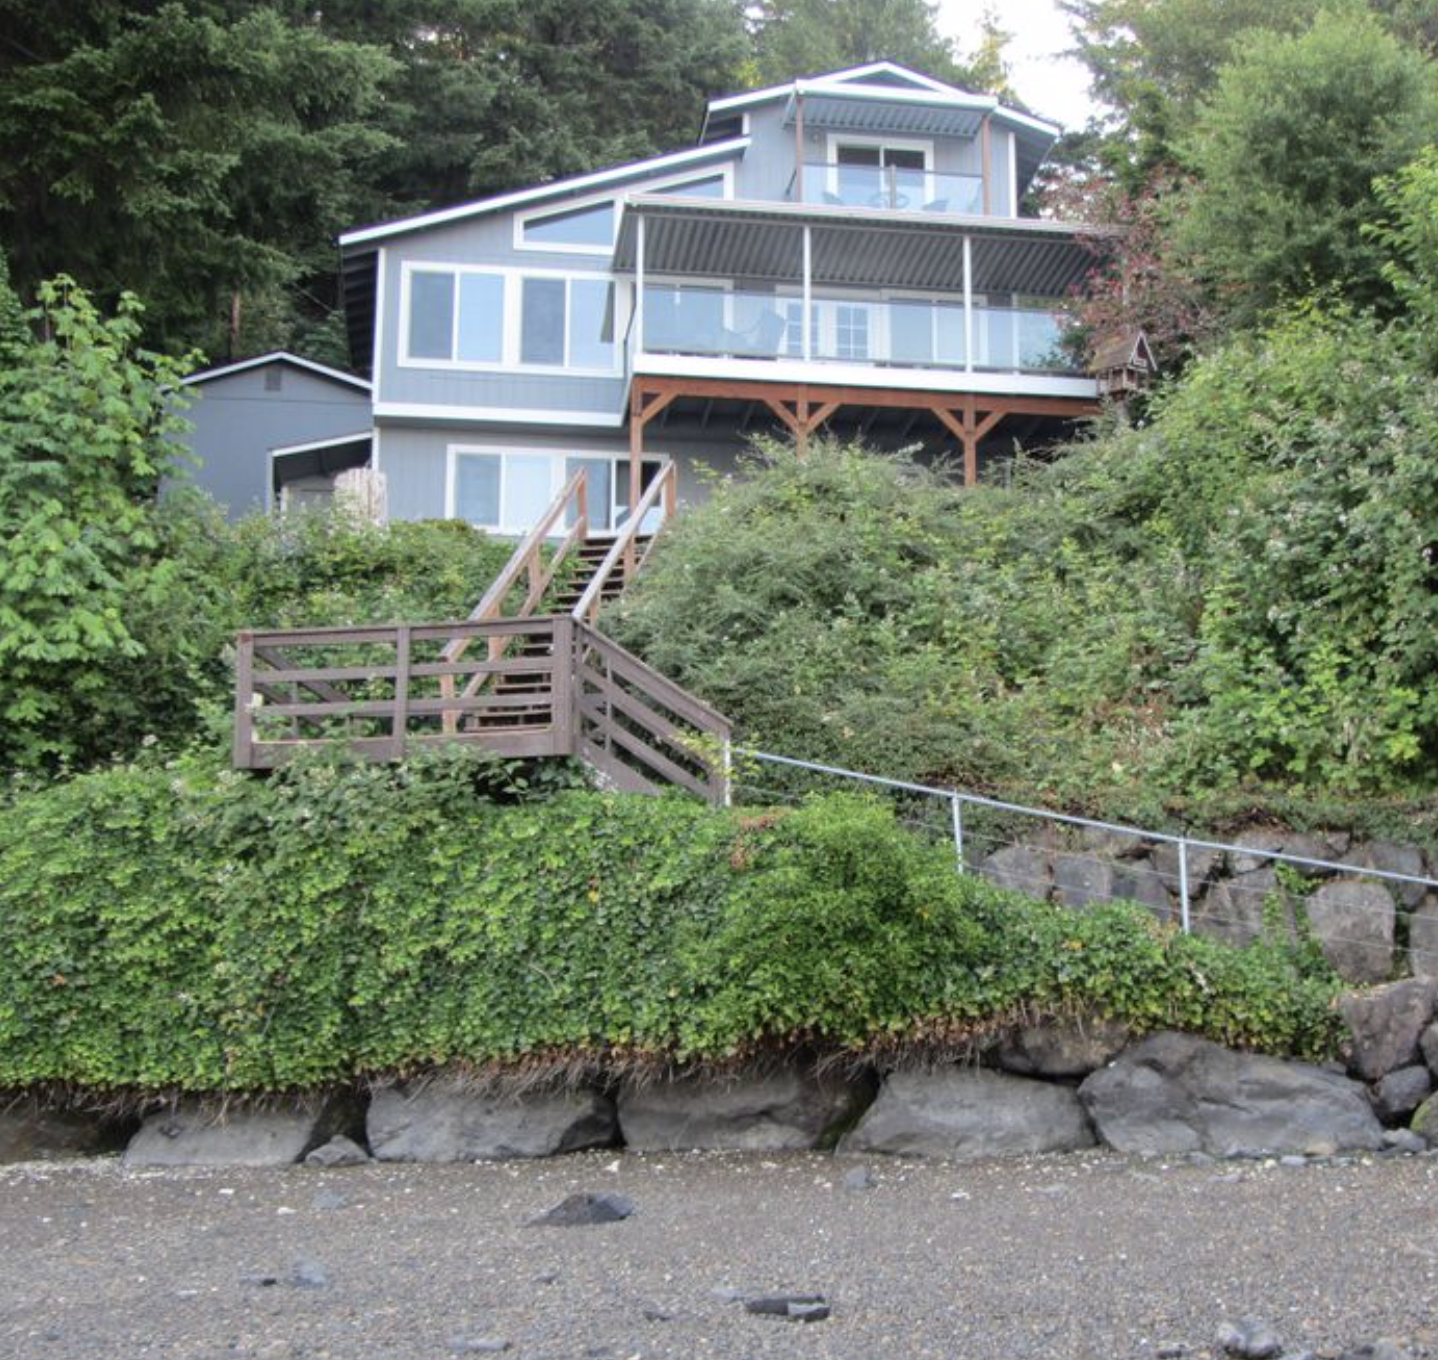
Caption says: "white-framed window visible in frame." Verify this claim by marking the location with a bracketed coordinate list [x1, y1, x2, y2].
[512, 165, 735, 255]
[825, 134, 933, 210]
[447, 446, 668, 536]
[834, 303, 871, 360]
[884, 289, 967, 368]
[400, 262, 621, 375]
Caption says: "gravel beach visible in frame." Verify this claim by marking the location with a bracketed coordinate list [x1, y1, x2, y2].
[1, 1149, 1435, 1360]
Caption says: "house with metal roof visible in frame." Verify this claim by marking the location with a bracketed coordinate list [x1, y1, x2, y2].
[319, 62, 1111, 537]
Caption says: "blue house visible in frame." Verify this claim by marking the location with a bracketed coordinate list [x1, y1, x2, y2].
[328, 62, 1105, 538]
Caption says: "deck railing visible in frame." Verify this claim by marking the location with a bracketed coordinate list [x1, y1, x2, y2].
[233, 613, 731, 802]
[573, 461, 676, 620]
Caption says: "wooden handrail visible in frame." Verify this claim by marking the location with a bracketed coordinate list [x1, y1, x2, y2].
[572, 462, 675, 624]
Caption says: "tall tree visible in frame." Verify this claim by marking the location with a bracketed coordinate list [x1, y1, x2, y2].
[0, 2, 398, 359]
[1177, 6, 1438, 325]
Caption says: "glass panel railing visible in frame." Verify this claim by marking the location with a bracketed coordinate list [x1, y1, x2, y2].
[793, 163, 985, 215]
[639, 285, 1080, 374]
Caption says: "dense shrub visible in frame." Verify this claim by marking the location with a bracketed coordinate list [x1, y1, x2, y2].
[0, 751, 1343, 1095]
[609, 304, 1438, 821]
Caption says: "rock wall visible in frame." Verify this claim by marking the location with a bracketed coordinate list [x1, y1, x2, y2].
[8, 988, 1438, 1168]
[980, 828, 1438, 984]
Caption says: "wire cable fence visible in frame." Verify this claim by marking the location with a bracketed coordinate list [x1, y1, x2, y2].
[734, 749, 1438, 956]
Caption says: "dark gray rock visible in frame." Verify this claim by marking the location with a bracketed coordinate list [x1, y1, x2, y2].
[744, 1294, 830, 1322]
[980, 844, 1052, 899]
[125, 1098, 354, 1168]
[448, 1337, 512, 1354]
[1078, 1032, 1383, 1156]
[992, 1017, 1131, 1079]
[367, 1077, 616, 1162]
[840, 1068, 1095, 1160]
[0, 1099, 119, 1163]
[1369, 1065, 1432, 1121]
[304, 1135, 370, 1167]
[1305, 880, 1396, 985]
[1343, 841, 1428, 910]
[1078, 826, 1149, 859]
[529, 1192, 634, 1227]
[1052, 851, 1115, 910]
[1111, 859, 1173, 922]
[1410, 898, 1438, 979]
[1232, 830, 1332, 875]
[1338, 979, 1437, 1081]
[1152, 842, 1224, 892]
[1197, 869, 1284, 947]
[1382, 1128, 1427, 1154]
[1423, 1021, 1438, 1075]
[616, 1069, 868, 1153]
[1217, 1317, 1283, 1359]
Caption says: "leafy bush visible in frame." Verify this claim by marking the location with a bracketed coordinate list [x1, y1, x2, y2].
[0, 751, 1343, 1095]
[609, 300, 1438, 820]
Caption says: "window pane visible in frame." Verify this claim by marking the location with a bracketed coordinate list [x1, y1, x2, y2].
[565, 457, 612, 532]
[454, 453, 499, 527]
[521, 277, 566, 364]
[408, 271, 454, 360]
[569, 279, 614, 369]
[504, 454, 553, 529]
[523, 202, 615, 247]
[457, 273, 504, 362]
[935, 302, 966, 365]
[890, 301, 933, 364]
[616, 460, 666, 533]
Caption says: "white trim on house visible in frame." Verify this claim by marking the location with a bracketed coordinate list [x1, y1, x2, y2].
[1009, 133, 1019, 216]
[396, 260, 628, 377]
[375, 401, 625, 428]
[339, 138, 750, 247]
[268, 429, 374, 457]
[179, 351, 372, 391]
[512, 164, 736, 256]
[632, 350, 1100, 400]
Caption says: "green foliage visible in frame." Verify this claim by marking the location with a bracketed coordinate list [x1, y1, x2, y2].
[610, 307, 1438, 812]
[0, 277, 195, 769]
[1176, 8, 1438, 324]
[0, 755, 1344, 1094]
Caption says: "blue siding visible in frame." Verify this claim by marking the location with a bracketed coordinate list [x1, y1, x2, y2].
[169, 365, 371, 520]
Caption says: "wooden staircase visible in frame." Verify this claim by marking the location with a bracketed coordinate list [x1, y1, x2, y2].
[232, 464, 731, 803]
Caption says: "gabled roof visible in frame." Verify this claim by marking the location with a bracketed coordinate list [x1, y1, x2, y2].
[700, 61, 1059, 141]
[179, 351, 372, 392]
[337, 138, 750, 249]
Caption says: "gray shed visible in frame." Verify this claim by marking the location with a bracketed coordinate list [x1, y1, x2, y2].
[169, 352, 373, 520]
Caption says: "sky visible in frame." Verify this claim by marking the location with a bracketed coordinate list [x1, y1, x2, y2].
[934, 0, 1100, 130]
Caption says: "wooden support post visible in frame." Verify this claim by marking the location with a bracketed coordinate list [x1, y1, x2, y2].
[232, 631, 255, 769]
[392, 624, 412, 762]
[551, 616, 575, 756]
[627, 385, 645, 575]
[795, 394, 810, 456]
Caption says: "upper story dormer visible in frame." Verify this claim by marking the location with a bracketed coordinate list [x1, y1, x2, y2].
[698, 62, 1057, 219]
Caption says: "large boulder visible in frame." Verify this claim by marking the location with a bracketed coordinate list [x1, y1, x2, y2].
[1111, 859, 1173, 923]
[368, 1077, 616, 1162]
[1410, 898, 1438, 979]
[1196, 869, 1283, 947]
[980, 845, 1052, 899]
[839, 1068, 1094, 1161]
[1304, 880, 1395, 985]
[1078, 1032, 1383, 1156]
[1342, 841, 1427, 910]
[1152, 842, 1224, 894]
[1339, 980, 1438, 1081]
[992, 1017, 1132, 1079]
[1370, 1066, 1432, 1122]
[0, 1099, 122, 1163]
[125, 1097, 356, 1168]
[616, 1069, 869, 1152]
[1422, 1022, 1438, 1075]
[1052, 852, 1115, 911]
[1231, 829, 1334, 875]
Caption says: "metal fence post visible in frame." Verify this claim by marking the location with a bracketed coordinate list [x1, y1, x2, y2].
[951, 792, 965, 874]
[1178, 837, 1191, 934]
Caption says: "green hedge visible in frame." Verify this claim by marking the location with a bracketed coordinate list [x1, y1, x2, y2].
[0, 751, 1345, 1094]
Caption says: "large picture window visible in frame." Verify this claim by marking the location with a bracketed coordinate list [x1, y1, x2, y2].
[451, 448, 666, 536]
[403, 266, 616, 373]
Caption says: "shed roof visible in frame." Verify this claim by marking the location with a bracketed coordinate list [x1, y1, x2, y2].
[179, 351, 371, 392]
